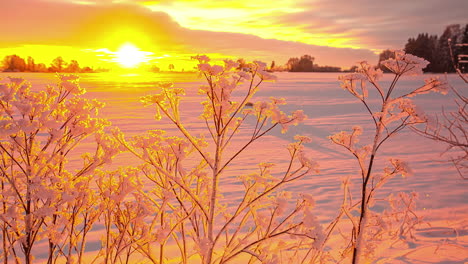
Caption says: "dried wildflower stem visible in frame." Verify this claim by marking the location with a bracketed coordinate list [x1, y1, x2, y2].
[334, 51, 449, 263]
[133, 56, 314, 263]
[0, 76, 116, 263]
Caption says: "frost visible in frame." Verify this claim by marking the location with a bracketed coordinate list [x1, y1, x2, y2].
[294, 134, 312, 143]
[381, 50, 429, 76]
[0, 75, 114, 262]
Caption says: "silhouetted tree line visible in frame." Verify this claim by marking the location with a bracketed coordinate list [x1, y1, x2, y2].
[1, 54, 103, 73]
[287, 55, 315, 72]
[279, 24, 467, 73]
[232, 56, 342, 72]
[249, 55, 342, 72]
[378, 24, 468, 73]
[284, 55, 341, 72]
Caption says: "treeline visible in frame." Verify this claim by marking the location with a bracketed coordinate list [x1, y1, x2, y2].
[239, 55, 342, 73]
[378, 23, 468, 73]
[235, 56, 342, 73]
[272, 23, 468, 73]
[1, 54, 106, 73]
[284, 55, 341, 72]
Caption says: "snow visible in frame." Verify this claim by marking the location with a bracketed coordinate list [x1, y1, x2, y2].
[1, 71, 466, 263]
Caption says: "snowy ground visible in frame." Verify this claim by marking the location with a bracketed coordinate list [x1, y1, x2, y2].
[2, 71, 466, 263]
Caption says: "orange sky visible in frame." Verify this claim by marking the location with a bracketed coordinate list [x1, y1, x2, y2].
[1, 0, 466, 70]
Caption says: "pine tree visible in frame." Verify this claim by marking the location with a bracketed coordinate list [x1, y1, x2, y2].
[434, 24, 461, 72]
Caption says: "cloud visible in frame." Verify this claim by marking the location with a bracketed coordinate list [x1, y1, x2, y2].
[132, 0, 467, 52]
[1, 0, 182, 48]
[178, 29, 376, 66]
[277, 0, 468, 49]
[6, 0, 465, 68]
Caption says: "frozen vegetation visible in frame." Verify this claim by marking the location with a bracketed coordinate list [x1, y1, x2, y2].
[0, 51, 466, 263]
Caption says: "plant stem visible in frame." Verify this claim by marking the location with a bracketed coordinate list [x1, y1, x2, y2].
[352, 152, 376, 264]
[206, 134, 222, 264]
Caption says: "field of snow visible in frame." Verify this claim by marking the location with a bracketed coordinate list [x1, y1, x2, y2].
[1, 71, 466, 263]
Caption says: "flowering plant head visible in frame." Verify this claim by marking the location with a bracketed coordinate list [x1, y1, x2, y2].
[381, 50, 430, 76]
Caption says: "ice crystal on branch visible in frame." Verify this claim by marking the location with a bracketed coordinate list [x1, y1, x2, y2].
[332, 51, 448, 263]
[381, 50, 429, 76]
[0, 75, 118, 263]
[111, 55, 319, 264]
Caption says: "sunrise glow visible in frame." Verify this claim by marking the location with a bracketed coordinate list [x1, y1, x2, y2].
[143, 3, 362, 49]
[114, 43, 149, 68]
[0, 1, 466, 263]
[1, 0, 465, 70]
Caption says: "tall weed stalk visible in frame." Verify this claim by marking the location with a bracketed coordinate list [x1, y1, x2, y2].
[113, 56, 321, 263]
[331, 51, 448, 263]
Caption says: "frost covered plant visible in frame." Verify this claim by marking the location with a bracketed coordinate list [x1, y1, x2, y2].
[331, 50, 448, 263]
[114, 56, 319, 263]
[411, 41, 467, 179]
[412, 87, 467, 179]
[94, 167, 152, 264]
[0, 75, 118, 263]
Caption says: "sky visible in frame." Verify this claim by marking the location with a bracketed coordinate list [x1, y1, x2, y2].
[1, 0, 466, 70]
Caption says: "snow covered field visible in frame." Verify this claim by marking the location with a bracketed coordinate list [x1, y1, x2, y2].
[1, 71, 466, 263]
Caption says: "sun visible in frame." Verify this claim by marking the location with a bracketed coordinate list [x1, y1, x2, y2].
[115, 43, 148, 68]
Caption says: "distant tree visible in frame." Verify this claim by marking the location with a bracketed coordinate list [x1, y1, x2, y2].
[434, 24, 462, 72]
[299, 54, 315, 71]
[49, 56, 67, 72]
[286, 57, 299, 71]
[1, 55, 95, 73]
[26, 56, 36, 72]
[151, 65, 160, 72]
[168, 64, 174, 71]
[451, 24, 468, 72]
[65, 60, 80, 73]
[461, 24, 468, 51]
[377, 49, 396, 72]
[287, 55, 315, 72]
[459, 24, 468, 72]
[36, 63, 48, 72]
[404, 33, 438, 72]
[81, 66, 93, 73]
[298, 55, 314, 72]
[2, 54, 26, 72]
[269, 60, 276, 71]
[403, 24, 468, 73]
